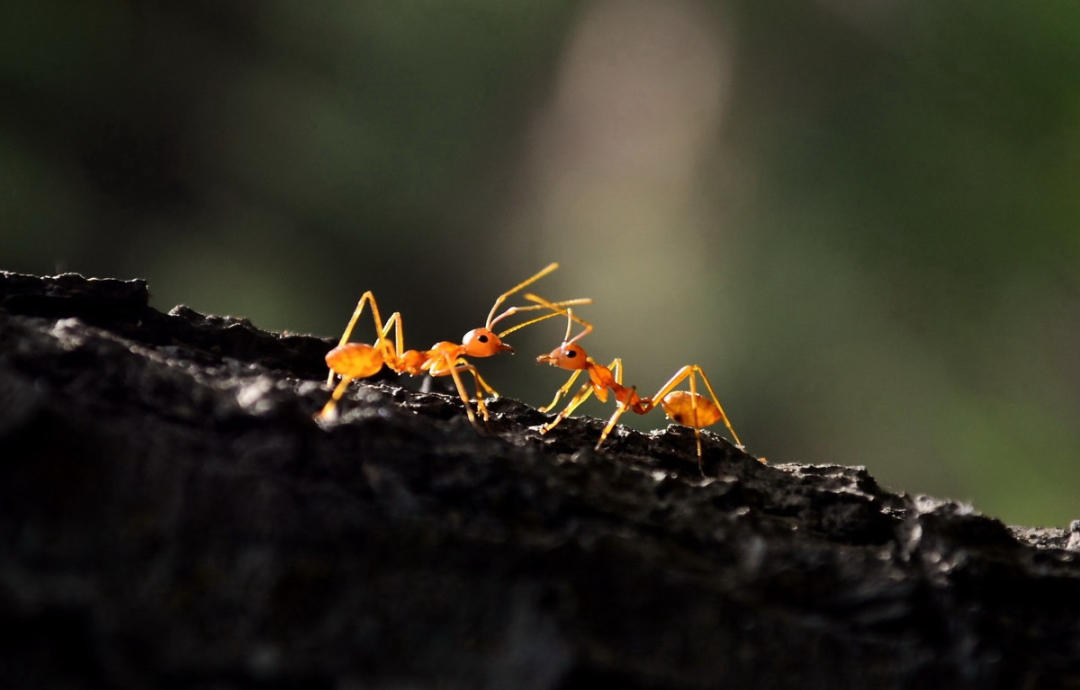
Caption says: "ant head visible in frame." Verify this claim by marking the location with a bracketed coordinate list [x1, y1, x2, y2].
[537, 343, 588, 371]
[462, 327, 513, 358]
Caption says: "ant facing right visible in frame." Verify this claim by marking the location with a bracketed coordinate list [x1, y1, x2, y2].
[319, 263, 588, 428]
[526, 294, 759, 473]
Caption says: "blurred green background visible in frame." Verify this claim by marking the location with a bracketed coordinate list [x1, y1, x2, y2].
[2, 0, 1078, 526]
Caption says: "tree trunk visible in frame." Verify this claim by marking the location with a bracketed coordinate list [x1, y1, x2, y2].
[1, 271, 1078, 689]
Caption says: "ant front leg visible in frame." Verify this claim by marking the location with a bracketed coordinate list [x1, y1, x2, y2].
[432, 351, 499, 401]
[467, 363, 500, 401]
[539, 369, 584, 413]
[446, 364, 483, 429]
[429, 353, 492, 430]
[538, 379, 597, 434]
[536, 358, 620, 436]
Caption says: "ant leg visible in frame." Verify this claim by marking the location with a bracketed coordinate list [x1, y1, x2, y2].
[444, 363, 481, 429]
[590, 359, 634, 450]
[550, 357, 622, 438]
[539, 382, 596, 434]
[455, 358, 499, 400]
[476, 372, 499, 400]
[540, 369, 584, 412]
[336, 292, 385, 347]
[430, 353, 491, 428]
[688, 366, 742, 450]
[327, 291, 386, 386]
[694, 430, 704, 474]
[317, 375, 355, 419]
[650, 365, 743, 450]
[540, 358, 623, 433]
[458, 364, 498, 423]
[381, 312, 405, 359]
[596, 399, 633, 451]
[467, 370, 493, 420]
[610, 358, 624, 384]
[689, 371, 704, 466]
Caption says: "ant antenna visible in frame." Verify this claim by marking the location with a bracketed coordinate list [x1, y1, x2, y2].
[495, 298, 593, 338]
[523, 293, 593, 344]
[485, 262, 560, 329]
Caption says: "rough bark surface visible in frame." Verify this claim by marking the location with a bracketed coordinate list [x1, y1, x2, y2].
[1, 271, 1078, 689]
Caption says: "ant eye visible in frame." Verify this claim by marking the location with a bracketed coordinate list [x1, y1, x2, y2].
[565, 349, 577, 358]
[478, 334, 489, 343]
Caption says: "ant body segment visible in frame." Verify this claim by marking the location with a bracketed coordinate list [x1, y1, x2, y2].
[318, 263, 587, 427]
[529, 295, 745, 471]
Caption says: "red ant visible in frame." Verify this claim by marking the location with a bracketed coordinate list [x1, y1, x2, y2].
[528, 295, 746, 472]
[318, 263, 588, 427]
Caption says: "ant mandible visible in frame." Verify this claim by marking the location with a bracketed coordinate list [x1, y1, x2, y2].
[527, 295, 746, 472]
[318, 263, 589, 428]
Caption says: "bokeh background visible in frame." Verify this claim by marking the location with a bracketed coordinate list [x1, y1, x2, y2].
[3, 0, 1078, 526]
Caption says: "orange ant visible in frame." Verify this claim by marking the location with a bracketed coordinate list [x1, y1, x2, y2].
[318, 263, 589, 427]
[527, 295, 745, 471]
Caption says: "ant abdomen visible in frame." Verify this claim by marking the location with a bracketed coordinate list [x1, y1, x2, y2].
[660, 391, 724, 428]
[326, 343, 384, 379]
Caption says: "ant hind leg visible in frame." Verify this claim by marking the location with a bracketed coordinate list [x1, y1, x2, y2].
[317, 375, 355, 419]
[327, 292, 388, 386]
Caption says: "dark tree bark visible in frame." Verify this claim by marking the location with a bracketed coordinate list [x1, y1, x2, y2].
[1, 271, 1078, 689]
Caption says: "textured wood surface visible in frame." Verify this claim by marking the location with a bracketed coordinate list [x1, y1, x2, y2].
[2, 271, 1078, 689]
